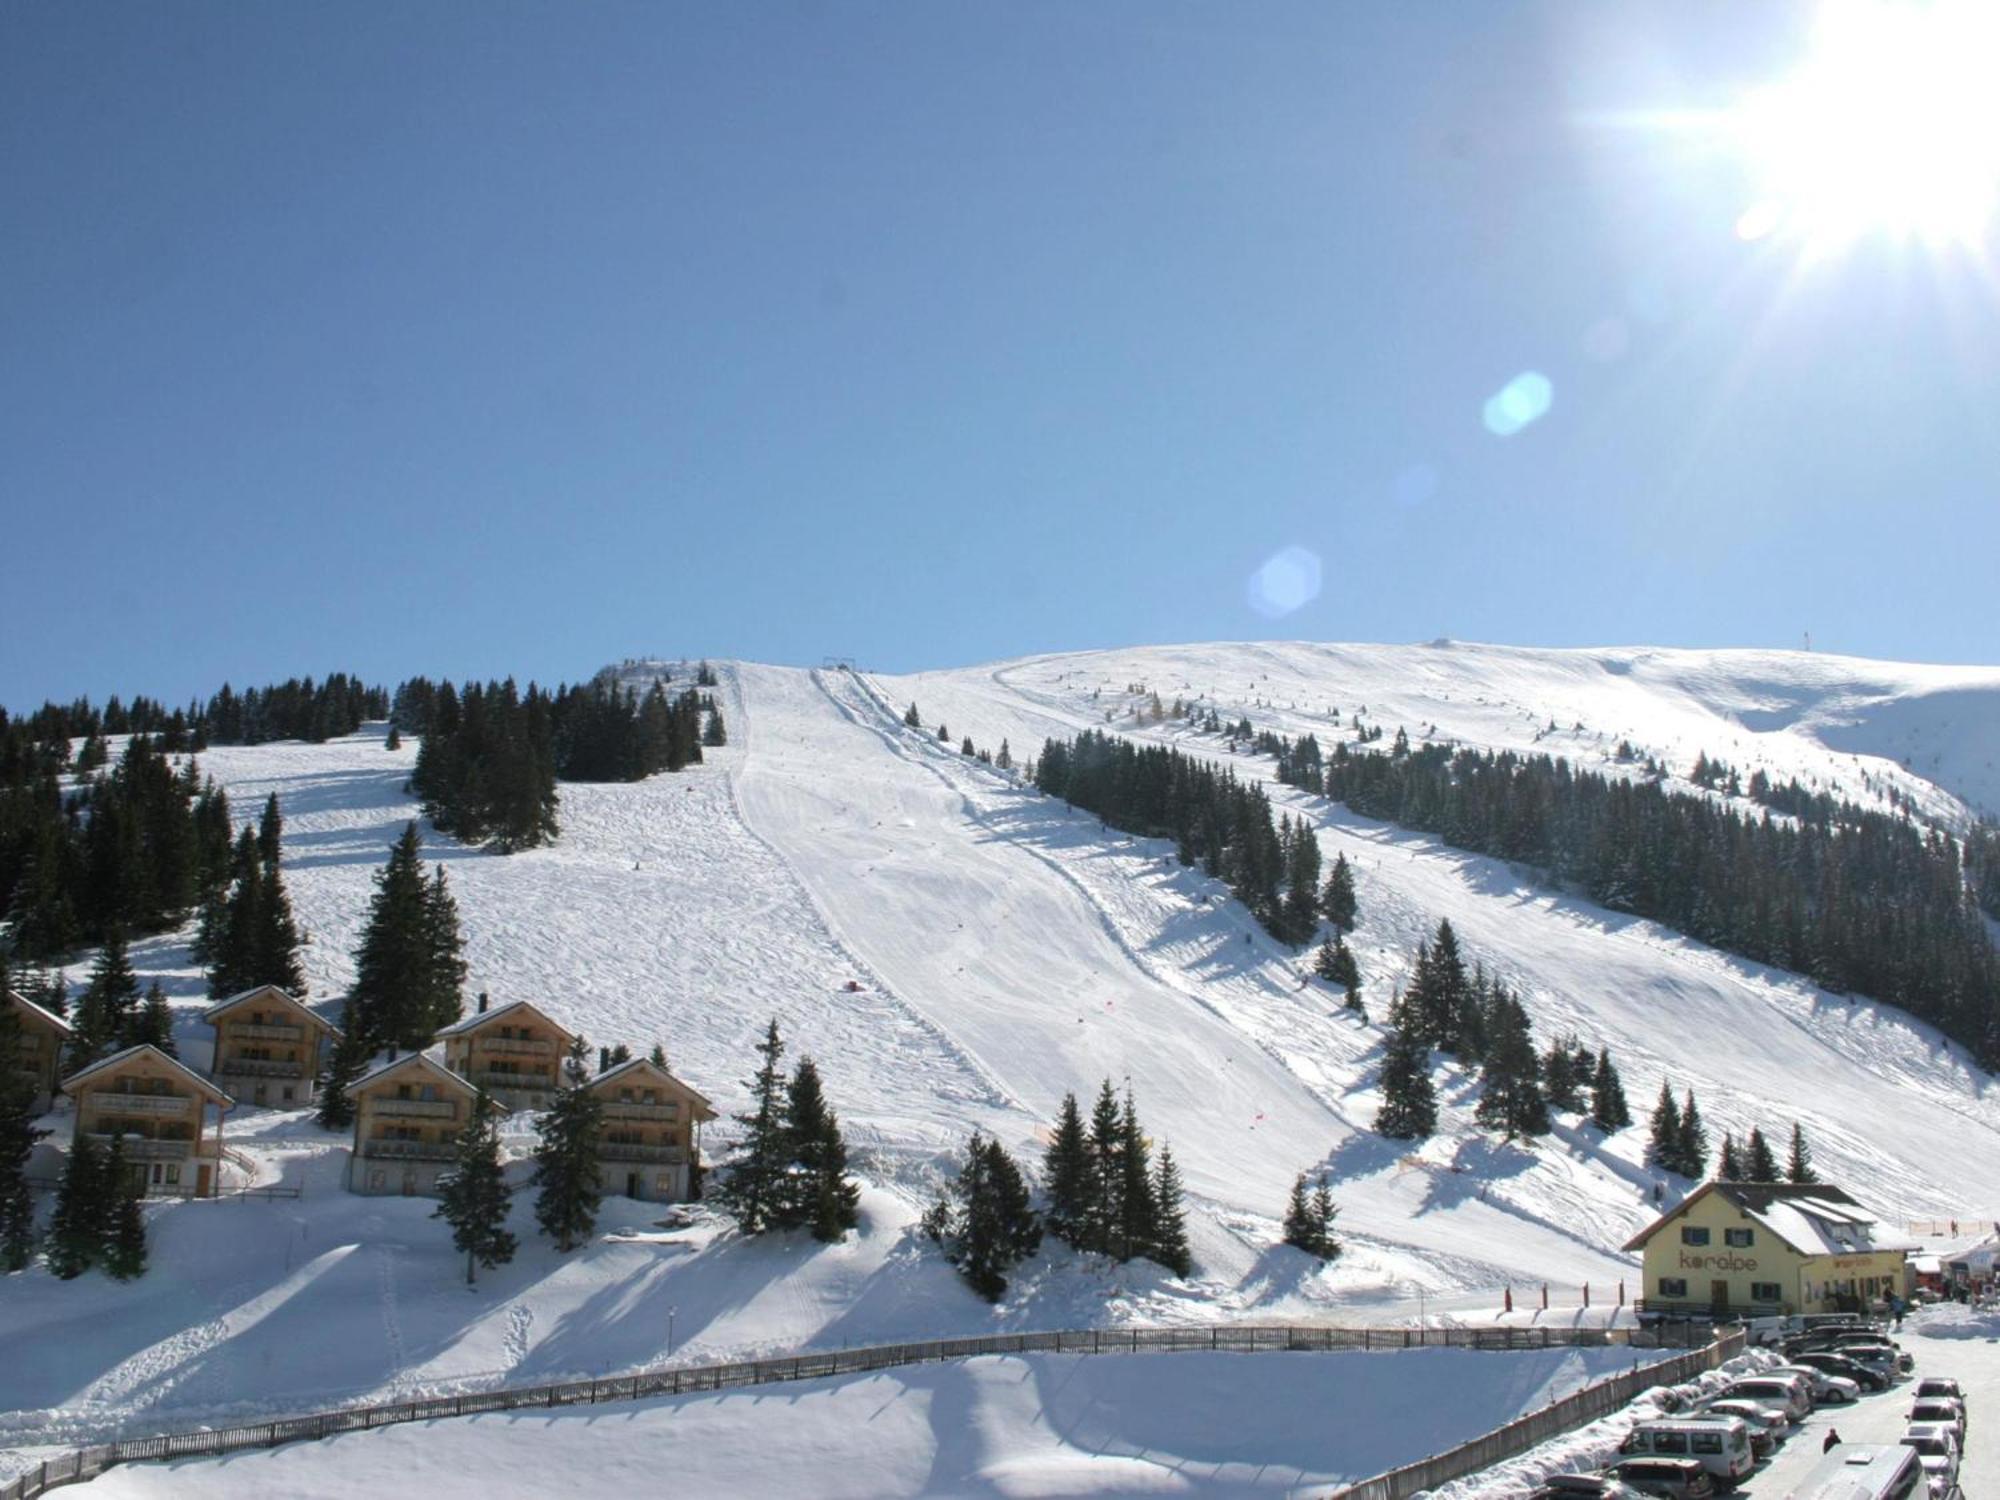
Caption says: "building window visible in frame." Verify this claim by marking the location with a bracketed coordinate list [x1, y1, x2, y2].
[165, 1164, 180, 1185]
[1680, 1226, 1711, 1246]
[1750, 1282, 1782, 1302]
[1658, 1277, 1688, 1298]
[368, 1170, 386, 1190]
[1725, 1228, 1753, 1247]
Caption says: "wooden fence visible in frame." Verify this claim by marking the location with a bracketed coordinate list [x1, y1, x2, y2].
[0, 1321, 1730, 1498]
[1324, 1327, 1747, 1500]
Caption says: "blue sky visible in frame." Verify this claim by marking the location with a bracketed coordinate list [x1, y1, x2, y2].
[4, 2, 1997, 708]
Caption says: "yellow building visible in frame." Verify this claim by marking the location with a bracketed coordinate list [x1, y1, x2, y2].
[6, 985, 73, 1115]
[62, 1044, 234, 1198]
[586, 1057, 716, 1203]
[202, 984, 339, 1110]
[436, 998, 576, 1113]
[1625, 1181, 1914, 1318]
[345, 1051, 496, 1197]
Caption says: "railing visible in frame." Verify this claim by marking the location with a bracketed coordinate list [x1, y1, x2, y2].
[218, 1058, 304, 1080]
[370, 1099, 457, 1119]
[1323, 1328, 1747, 1500]
[475, 1038, 556, 1058]
[83, 1135, 193, 1161]
[228, 1022, 305, 1042]
[358, 1139, 453, 1162]
[601, 1101, 678, 1121]
[466, 1073, 553, 1094]
[0, 1322, 1706, 1500]
[597, 1142, 682, 1164]
[88, 1094, 188, 1117]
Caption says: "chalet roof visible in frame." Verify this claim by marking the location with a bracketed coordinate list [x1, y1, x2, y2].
[434, 998, 576, 1046]
[201, 984, 340, 1035]
[5, 986, 74, 1038]
[61, 1044, 234, 1108]
[586, 1057, 717, 1120]
[1622, 1181, 1916, 1257]
[346, 1050, 483, 1101]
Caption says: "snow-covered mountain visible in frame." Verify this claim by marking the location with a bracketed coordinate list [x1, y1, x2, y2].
[8, 638, 2000, 1467]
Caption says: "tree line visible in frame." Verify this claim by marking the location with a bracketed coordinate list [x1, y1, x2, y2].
[1, 672, 386, 760]
[1248, 728, 2000, 1065]
[1648, 1085, 1819, 1184]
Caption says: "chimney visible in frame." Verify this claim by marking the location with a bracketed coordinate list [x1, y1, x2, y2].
[478, 991, 489, 1013]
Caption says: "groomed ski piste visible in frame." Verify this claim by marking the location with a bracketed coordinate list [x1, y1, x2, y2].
[8, 639, 2000, 1491]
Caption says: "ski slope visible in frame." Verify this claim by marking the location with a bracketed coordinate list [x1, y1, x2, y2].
[8, 638, 2000, 1478]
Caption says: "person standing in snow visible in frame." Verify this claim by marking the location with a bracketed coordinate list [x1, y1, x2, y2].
[1822, 1428, 1841, 1454]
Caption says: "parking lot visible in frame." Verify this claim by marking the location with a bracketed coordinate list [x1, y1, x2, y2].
[1725, 1314, 1994, 1499]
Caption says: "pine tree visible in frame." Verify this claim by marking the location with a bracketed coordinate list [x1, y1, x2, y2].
[1308, 1180, 1340, 1260]
[715, 1019, 789, 1234]
[386, 726, 402, 751]
[1282, 1174, 1316, 1252]
[257, 792, 284, 869]
[0, 1001, 50, 1271]
[316, 1020, 370, 1130]
[904, 703, 921, 728]
[648, 1042, 668, 1069]
[1116, 1092, 1157, 1262]
[47, 1133, 104, 1279]
[1648, 1082, 1683, 1171]
[132, 981, 176, 1055]
[68, 931, 140, 1069]
[931, 1132, 1042, 1300]
[702, 709, 727, 748]
[1743, 1126, 1780, 1184]
[347, 824, 436, 1049]
[1149, 1143, 1191, 1276]
[1590, 1050, 1632, 1133]
[1677, 1091, 1708, 1178]
[531, 1039, 604, 1252]
[1085, 1080, 1124, 1255]
[435, 1088, 516, 1283]
[101, 1134, 147, 1280]
[251, 861, 307, 996]
[1474, 999, 1550, 1139]
[421, 865, 467, 1036]
[1717, 1132, 1743, 1179]
[1042, 1092, 1093, 1250]
[781, 1058, 859, 1242]
[1320, 853, 1358, 933]
[1786, 1122, 1819, 1185]
[1375, 1029, 1437, 1140]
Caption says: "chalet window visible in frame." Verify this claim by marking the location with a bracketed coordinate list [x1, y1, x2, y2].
[618, 1090, 635, 1103]
[1680, 1226, 1711, 1246]
[1725, 1228, 1754, 1247]
[396, 1084, 412, 1100]
[419, 1084, 438, 1101]
[1751, 1282, 1782, 1302]
[641, 1090, 657, 1105]
[1658, 1277, 1688, 1297]
[164, 1164, 181, 1185]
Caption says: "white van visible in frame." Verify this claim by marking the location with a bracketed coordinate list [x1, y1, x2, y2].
[1621, 1418, 1757, 1485]
[1785, 1443, 1924, 1500]
[1725, 1374, 1813, 1421]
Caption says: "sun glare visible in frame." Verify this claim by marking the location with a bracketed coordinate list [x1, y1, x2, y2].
[1731, 0, 2000, 252]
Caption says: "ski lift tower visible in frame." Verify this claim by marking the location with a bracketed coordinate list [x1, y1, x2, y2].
[822, 656, 858, 673]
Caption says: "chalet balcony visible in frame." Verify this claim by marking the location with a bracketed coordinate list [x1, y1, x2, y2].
[361, 1138, 455, 1162]
[468, 1073, 553, 1094]
[597, 1142, 685, 1164]
[229, 1022, 305, 1042]
[91, 1094, 189, 1117]
[220, 1058, 305, 1080]
[601, 1101, 678, 1121]
[476, 1037, 556, 1058]
[85, 1134, 197, 1161]
[372, 1098, 458, 1119]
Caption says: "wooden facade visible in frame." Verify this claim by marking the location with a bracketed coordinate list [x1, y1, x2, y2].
[62, 1044, 233, 1198]
[436, 998, 576, 1113]
[345, 1052, 492, 1197]
[585, 1058, 716, 1203]
[6, 986, 72, 1116]
[202, 984, 337, 1110]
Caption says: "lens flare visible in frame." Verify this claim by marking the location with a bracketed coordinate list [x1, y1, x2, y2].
[1246, 546, 1322, 619]
[1482, 371, 1554, 438]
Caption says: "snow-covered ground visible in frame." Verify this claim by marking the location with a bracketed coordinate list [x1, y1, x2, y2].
[67, 1343, 1665, 1499]
[9, 639, 2000, 1481]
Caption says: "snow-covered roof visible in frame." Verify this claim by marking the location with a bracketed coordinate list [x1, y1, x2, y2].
[5, 986, 73, 1038]
[434, 998, 575, 1045]
[346, 1050, 479, 1100]
[201, 984, 339, 1035]
[585, 1057, 717, 1119]
[1623, 1181, 1913, 1258]
[61, 1044, 234, 1108]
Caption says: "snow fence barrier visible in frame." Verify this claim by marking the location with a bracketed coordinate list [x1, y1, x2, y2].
[0, 1321, 1729, 1498]
[1323, 1327, 1747, 1500]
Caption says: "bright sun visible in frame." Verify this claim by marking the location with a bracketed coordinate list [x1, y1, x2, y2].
[1730, 0, 2000, 251]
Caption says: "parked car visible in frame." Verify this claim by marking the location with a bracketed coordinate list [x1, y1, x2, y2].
[1834, 1338, 1915, 1374]
[1827, 1345, 1904, 1383]
[1694, 1402, 1783, 1458]
[1620, 1418, 1757, 1485]
[1786, 1444, 1925, 1500]
[1790, 1351, 1891, 1392]
[1912, 1377, 1964, 1403]
[1722, 1373, 1813, 1420]
[1772, 1363, 1861, 1404]
[1609, 1457, 1717, 1500]
[1529, 1473, 1647, 1500]
[1906, 1400, 1966, 1444]
[1899, 1424, 1960, 1495]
